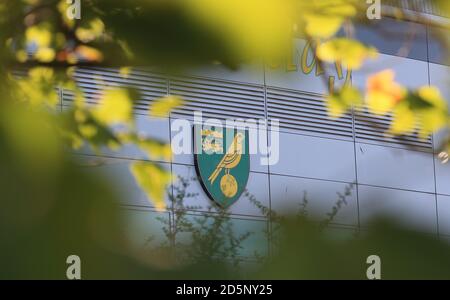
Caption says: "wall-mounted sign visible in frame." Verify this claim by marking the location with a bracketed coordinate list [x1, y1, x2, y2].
[194, 126, 250, 208]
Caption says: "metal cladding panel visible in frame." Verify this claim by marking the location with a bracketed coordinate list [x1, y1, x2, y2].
[352, 54, 429, 89]
[430, 64, 450, 196]
[358, 185, 438, 234]
[352, 17, 428, 61]
[269, 174, 359, 226]
[122, 208, 171, 249]
[266, 87, 354, 140]
[175, 214, 269, 258]
[437, 195, 450, 236]
[435, 161, 450, 196]
[176, 63, 264, 85]
[269, 132, 356, 183]
[102, 115, 171, 162]
[75, 156, 172, 208]
[430, 63, 450, 148]
[63, 67, 168, 112]
[356, 143, 435, 193]
[384, 0, 450, 17]
[169, 76, 266, 121]
[428, 26, 450, 66]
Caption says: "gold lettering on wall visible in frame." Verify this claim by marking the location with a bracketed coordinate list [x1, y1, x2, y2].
[270, 40, 352, 94]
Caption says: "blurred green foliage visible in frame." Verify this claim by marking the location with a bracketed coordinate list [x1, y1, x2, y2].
[0, 0, 450, 280]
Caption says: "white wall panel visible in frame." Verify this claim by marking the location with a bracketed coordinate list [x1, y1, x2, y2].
[74, 156, 172, 208]
[228, 218, 269, 257]
[175, 214, 269, 258]
[354, 18, 427, 61]
[429, 64, 450, 196]
[269, 132, 356, 182]
[430, 63, 450, 148]
[104, 114, 171, 162]
[358, 185, 437, 234]
[352, 54, 429, 90]
[437, 195, 450, 236]
[269, 174, 358, 226]
[356, 143, 435, 193]
[176, 63, 264, 85]
[122, 208, 171, 249]
[435, 162, 450, 196]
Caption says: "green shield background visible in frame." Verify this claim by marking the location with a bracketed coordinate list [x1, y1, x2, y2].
[194, 126, 250, 208]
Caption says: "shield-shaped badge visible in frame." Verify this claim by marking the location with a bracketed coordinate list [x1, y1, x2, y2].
[194, 125, 250, 208]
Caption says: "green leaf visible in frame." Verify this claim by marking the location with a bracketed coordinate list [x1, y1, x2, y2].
[130, 162, 172, 211]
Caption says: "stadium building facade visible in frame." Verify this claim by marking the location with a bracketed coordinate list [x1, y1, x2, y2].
[65, 5, 450, 261]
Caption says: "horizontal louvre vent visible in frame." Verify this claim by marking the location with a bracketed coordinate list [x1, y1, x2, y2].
[266, 87, 354, 140]
[384, 0, 449, 18]
[355, 108, 433, 151]
[169, 76, 266, 121]
[62, 67, 168, 112]
[45, 66, 434, 152]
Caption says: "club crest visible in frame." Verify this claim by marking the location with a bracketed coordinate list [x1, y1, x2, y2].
[194, 125, 250, 208]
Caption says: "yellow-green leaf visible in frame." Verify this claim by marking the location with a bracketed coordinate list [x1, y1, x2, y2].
[326, 86, 363, 117]
[93, 89, 133, 125]
[137, 138, 172, 162]
[317, 38, 378, 69]
[390, 104, 416, 135]
[418, 86, 447, 110]
[150, 96, 183, 118]
[365, 69, 406, 115]
[418, 108, 448, 139]
[130, 162, 172, 211]
[304, 15, 343, 38]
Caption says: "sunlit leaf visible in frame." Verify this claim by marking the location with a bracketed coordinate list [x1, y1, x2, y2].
[365, 69, 406, 115]
[150, 96, 183, 118]
[78, 124, 98, 138]
[418, 86, 448, 110]
[35, 47, 56, 63]
[304, 15, 343, 38]
[93, 89, 133, 125]
[417, 108, 448, 139]
[137, 138, 172, 162]
[326, 86, 363, 117]
[130, 162, 172, 211]
[119, 67, 132, 79]
[75, 45, 104, 63]
[26, 24, 52, 48]
[317, 38, 378, 69]
[15, 50, 28, 62]
[389, 104, 416, 135]
[300, 0, 357, 38]
[184, 0, 295, 59]
[75, 18, 105, 43]
[15, 67, 59, 108]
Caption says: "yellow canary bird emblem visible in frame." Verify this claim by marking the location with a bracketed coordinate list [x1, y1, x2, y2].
[208, 132, 245, 185]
